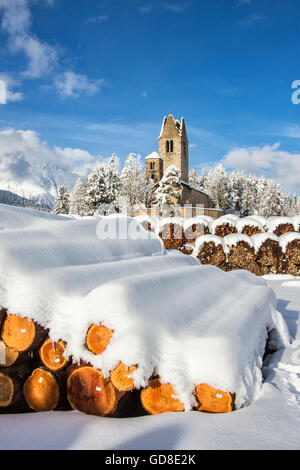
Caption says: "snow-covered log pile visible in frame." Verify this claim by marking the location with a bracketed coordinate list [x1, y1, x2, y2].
[252, 233, 284, 275]
[0, 204, 290, 417]
[194, 235, 226, 267]
[211, 216, 238, 238]
[266, 217, 297, 237]
[236, 218, 264, 237]
[279, 233, 300, 275]
[156, 217, 185, 250]
[183, 216, 211, 244]
[224, 234, 259, 275]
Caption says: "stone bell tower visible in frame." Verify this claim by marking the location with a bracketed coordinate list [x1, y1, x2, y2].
[158, 115, 189, 183]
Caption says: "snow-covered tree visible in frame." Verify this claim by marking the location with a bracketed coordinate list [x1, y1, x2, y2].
[120, 153, 146, 215]
[155, 165, 182, 207]
[53, 184, 70, 215]
[85, 164, 107, 216]
[105, 154, 121, 213]
[69, 178, 88, 216]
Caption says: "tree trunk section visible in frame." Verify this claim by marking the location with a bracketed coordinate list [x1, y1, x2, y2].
[67, 365, 117, 416]
[39, 338, 68, 372]
[141, 378, 185, 415]
[110, 362, 137, 392]
[23, 368, 60, 412]
[1, 314, 47, 352]
[195, 383, 233, 413]
[86, 324, 113, 355]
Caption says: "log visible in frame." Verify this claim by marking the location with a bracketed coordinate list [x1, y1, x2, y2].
[197, 242, 225, 267]
[1, 314, 47, 352]
[179, 245, 194, 256]
[110, 362, 137, 392]
[0, 340, 33, 368]
[0, 364, 31, 411]
[39, 338, 68, 372]
[67, 365, 117, 416]
[140, 378, 185, 415]
[285, 239, 300, 265]
[86, 324, 113, 355]
[23, 368, 60, 412]
[195, 383, 233, 413]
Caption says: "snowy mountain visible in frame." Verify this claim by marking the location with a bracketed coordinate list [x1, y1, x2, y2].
[0, 162, 78, 209]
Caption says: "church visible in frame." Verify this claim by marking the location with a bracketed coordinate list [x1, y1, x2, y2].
[144, 115, 220, 217]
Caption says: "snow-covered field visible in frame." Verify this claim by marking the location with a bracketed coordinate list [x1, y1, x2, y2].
[0, 205, 299, 449]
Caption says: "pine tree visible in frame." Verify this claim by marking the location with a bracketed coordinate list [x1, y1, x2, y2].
[120, 153, 146, 215]
[85, 164, 107, 216]
[155, 165, 182, 208]
[53, 184, 70, 215]
[189, 169, 199, 188]
[69, 178, 87, 216]
[105, 154, 121, 213]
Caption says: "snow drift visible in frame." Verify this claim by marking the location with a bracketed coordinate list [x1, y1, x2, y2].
[0, 204, 290, 411]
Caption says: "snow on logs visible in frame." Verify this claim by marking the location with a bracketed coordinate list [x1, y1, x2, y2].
[279, 233, 300, 275]
[252, 233, 284, 275]
[266, 217, 297, 237]
[194, 235, 226, 267]
[183, 217, 211, 244]
[224, 234, 259, 275]
[156, 218, 185, 250]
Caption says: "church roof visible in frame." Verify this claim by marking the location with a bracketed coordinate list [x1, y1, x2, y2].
[159, 115, 187, 138]
[180, 180, 210, 198]
[145, 151, 164, 160]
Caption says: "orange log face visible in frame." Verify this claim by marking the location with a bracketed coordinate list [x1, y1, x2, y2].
[23, 369, 60, 412]
[86, 324, 113, 355]
[0, 373, 14, 407]
[67, 366, 116, 417]
[39, 338, 68, 371]
[195, 384, 233, 413]
[141, 378, 185, 415]
[111, 362, 137, 392]
[1, 315, 35, 352]
[0, 340, 19, 367]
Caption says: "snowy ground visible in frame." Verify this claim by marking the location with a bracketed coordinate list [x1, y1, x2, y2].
[0, 275, 300, 450]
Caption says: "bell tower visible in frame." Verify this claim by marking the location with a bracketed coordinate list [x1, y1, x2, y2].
[158, 115, 189, 183]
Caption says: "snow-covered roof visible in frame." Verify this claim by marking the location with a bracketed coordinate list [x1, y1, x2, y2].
[145, 151, 164, 161]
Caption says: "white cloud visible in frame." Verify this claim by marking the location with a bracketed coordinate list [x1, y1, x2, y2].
[0, 73, 23, 102]
[0, 128, 96, 182]
[222, 143, 300, 194]
[0, 0, 58, 79]
[163, 2, 185, 12]
[139, 5, 152, 14]
[54, 71, 105, 99]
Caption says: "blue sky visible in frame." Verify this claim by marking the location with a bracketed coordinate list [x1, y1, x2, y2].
[0, 0, 300, 193]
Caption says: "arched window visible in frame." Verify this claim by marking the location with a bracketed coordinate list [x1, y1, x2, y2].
[166, 140, 170, 153]
[170, 140, 174, 152]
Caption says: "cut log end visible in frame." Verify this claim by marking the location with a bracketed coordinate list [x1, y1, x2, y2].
[67, 366, 117, 416]
[111, 362, 137, 392]
[0, 373, 14, 407]
[1, 315, 36, 352]
[23, 368, 60, 412]
[0, 340, 19, 367]
[195, 383, 233, 413]
[141, 378, 185, 415]
[86, 324, 113, 355]
[39, 338, 68, 371]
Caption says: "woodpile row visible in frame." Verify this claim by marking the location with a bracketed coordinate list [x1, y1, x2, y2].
[139, 216, 300, 252]
[0, 312, 234, 416]
[189, 235, 300, 276]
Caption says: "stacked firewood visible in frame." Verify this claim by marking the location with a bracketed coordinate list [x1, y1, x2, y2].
[194, 236, 226, 267]
[0, 312, 235, 416]
[266, 217, 296, 237]
[184, 217, 210, 244]
[224, 235, 260, 275]
[157, 221, 185, 250]
[236, 218, 264, 237]
[211, 218, 237, 238]
[279, 233, 300, 275]
[251, 234, 284, 275]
